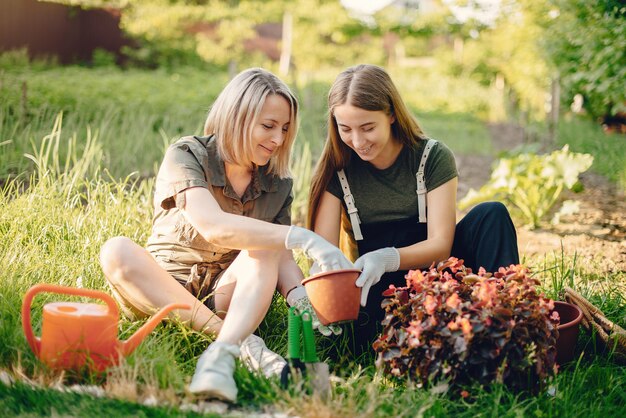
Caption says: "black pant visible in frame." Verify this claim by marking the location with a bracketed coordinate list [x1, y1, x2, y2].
[451, 201, 519, 273]
[344, 201, 519, 359]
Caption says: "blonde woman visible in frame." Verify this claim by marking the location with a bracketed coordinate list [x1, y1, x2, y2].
[308, 64, 519, 357]
[100, 68, 352, 402]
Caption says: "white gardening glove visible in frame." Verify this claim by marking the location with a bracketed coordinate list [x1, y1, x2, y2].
[354, 247, 400, 307]
[308, 261, 321, 276]
[286, 286, 342, 336]
[285, 226, 353, 272]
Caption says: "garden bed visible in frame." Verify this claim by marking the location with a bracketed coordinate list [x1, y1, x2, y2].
[457, 122, 626, 275]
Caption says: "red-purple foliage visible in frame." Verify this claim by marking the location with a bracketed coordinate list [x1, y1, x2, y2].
[373, 258, 559, 392]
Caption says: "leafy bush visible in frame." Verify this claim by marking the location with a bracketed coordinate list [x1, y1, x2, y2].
[90, 48, 118, 67]
[373, 258, 559, 393]
[458, 146, 593, 229]
[542, 0, 626, 120]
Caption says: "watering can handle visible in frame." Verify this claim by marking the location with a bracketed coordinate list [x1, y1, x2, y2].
[21, 283, 120, 357]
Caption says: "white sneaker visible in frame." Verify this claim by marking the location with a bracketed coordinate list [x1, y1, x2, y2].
[188, 341, 240, 403]
[239, 334, 287, 378]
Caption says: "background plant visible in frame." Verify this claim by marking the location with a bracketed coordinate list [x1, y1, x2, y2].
[458, 146, 593, 228]
[542, 0, 626, 120]
[373, 258, 559, 393]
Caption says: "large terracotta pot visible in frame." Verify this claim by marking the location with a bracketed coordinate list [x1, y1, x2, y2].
[301, 269, 361, 325]
[553, 301, 583, 364]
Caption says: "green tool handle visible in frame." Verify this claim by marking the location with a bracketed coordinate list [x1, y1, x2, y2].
[301, 311, 319, 363]
[287, 306, 302, 360]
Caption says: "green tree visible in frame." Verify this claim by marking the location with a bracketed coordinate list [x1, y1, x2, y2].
[542, 0, 626, 119]
[434, 0, 551, 120]
[120, 0, 259, 69]
[288, 0, 380, 72]
[372, 0, 450, 67]
[117, 0, 376, 72]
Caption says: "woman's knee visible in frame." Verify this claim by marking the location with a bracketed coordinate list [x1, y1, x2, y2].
[227, 249, 282, 284]
[244, 249, 282, 264]
[99, 236, 141, 281]
[469, 201, 512, 222]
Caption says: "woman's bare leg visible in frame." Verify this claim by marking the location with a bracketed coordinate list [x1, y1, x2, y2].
[99, 236, 223, 336]
[212, 249, 303, 318]
[212, 249, 282, 345]
[191, 249, 299, 396]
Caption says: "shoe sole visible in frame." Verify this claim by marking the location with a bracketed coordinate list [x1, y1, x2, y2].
[189, 387, 236, 403]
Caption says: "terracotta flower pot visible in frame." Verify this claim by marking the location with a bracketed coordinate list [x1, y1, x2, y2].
[301, 269, 361, 326]
[553, 301, 583, 364]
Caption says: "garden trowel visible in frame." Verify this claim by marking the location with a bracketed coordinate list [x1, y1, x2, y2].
[301, 310, 330, 398]
[280, 306, 306, 385]
[280, 306, 330, 399]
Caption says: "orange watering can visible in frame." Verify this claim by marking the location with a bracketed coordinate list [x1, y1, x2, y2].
[22, 284, 190, 372]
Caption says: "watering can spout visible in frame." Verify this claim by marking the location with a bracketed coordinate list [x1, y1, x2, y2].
[120, 303, 190, 356]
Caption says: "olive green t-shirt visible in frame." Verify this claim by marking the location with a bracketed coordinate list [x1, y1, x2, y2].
[146, 135, 293, 275]
[327, 140, 458, 225]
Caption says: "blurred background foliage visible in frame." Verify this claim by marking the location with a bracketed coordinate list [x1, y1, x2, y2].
[541, 0, 626, 119]
[36, 0, 626, 123]
[2, 0, 624, 193]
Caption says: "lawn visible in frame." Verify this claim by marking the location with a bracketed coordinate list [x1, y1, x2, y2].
[1, 62, 624, 417]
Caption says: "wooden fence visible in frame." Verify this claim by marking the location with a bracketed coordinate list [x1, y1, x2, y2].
[0, 0, 129, 63]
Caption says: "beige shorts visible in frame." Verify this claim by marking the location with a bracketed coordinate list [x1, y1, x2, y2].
[156, 259, 230, 312]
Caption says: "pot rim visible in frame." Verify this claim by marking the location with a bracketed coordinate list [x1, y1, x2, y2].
[302, 268, 362, 285]
[554, 300, 583, 330]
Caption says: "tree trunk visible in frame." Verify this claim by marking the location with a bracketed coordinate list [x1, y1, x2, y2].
[279, 11, 293, 77]
[548, 74, 560, 145]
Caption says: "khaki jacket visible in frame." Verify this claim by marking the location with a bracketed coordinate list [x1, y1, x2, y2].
[146, 135, 293, 280]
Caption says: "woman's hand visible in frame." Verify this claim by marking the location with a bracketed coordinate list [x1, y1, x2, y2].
[285, 226, 354, 272]
[354, 247, 400, 307]
[286, 286, 342, 336]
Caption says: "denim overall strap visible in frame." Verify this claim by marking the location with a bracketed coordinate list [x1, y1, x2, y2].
[417, 139, 437, 223]
[337, 169, 363, 241]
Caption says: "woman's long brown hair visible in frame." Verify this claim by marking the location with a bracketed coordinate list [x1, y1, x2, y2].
[307, 64, 427, 231]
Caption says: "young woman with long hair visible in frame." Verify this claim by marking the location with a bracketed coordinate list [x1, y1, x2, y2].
[308, 64, 519, 357]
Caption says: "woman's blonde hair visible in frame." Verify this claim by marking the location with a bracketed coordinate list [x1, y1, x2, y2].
[204, 68, 298, 178]
[307, 64, 426, 230]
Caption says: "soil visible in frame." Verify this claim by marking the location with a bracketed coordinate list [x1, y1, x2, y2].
[455, 122, 626, 274]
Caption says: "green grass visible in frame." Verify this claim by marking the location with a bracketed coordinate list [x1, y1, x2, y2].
[1, 61, 625, 416]
[418, 111, 493, 155]
[557, 116, 626, 190]
[1, 381, 212, 418]
[0, 65, 228, 180]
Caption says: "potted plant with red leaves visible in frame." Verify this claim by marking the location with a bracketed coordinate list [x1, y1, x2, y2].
[373, 258, 560, 393]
